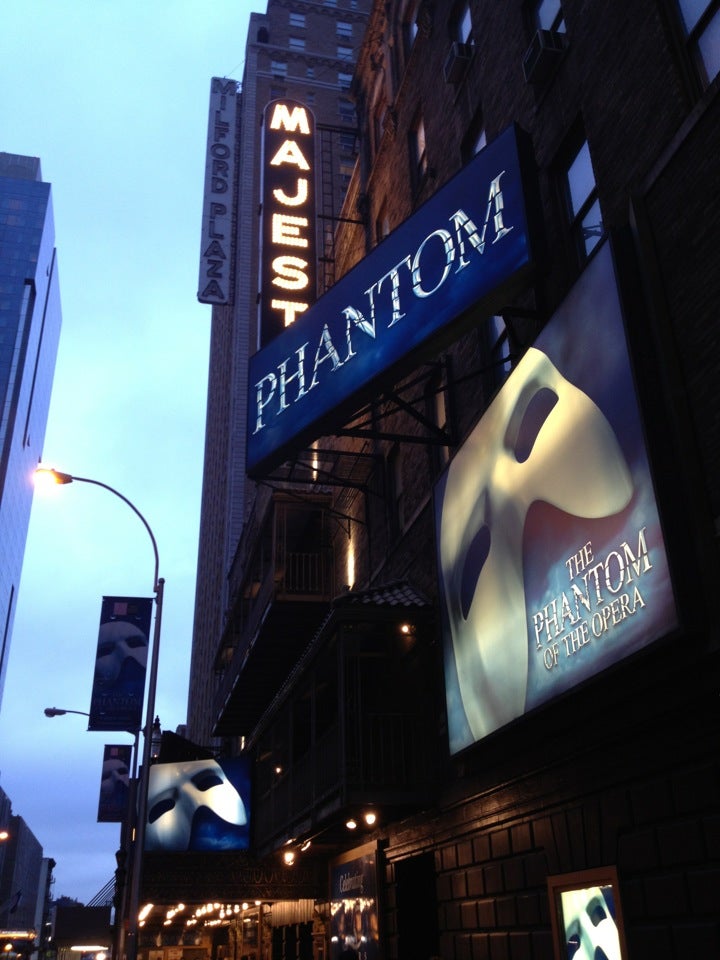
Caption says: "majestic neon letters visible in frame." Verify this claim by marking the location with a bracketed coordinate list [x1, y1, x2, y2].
[253, 174, 513, 434]
[260, 100, 316, 342]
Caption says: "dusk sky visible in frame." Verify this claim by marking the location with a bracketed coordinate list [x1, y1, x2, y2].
[0, 0, 264, 904]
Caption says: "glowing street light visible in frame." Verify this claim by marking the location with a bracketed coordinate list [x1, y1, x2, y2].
[35, 467, 164, 960]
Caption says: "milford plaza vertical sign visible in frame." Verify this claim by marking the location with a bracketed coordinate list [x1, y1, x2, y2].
[247, 124, 537, 476]
[198, 77, 238, 305]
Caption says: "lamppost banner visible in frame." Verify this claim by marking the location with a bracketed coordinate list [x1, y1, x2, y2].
[97, 743, 132, 822]
[88, 596, 153, 732]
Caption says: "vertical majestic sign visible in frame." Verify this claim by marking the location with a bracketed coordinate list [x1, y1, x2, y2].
[97, 743, 132, 823]
[88, 596, 153, 732]
[198, 77, 238, 304]
[259, 99, 317, 346]
[435, 240, 677, 754]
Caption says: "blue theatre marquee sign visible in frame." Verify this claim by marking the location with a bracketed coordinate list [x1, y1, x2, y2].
[247, 124, 537, 477]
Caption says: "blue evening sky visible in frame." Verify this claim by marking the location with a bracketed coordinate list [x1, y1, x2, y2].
[0, 0, 263, 904]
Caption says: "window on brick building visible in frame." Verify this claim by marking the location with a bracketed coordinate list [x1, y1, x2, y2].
[425, 369, 450, 472]
[338, 71, 353, 88]
[339, 132, 357, 153]
[388, 445, 406, 535]
[271, 59, 287, 77]
[403, 0, 420, 59]
[561, 136, 603, 264]
[410, 113, 428, 186]
[337, 44, 353, 61]
[462, 112, 487, 163]
[289, 12, 306, 28]
[373, 95, 388, 153]
[376, 203, 390, 244]
[532, 0, 566, 32]
[289, 36, 305, 51]
[451, 0, 474, 44]
[488, 315, 513, 394]
[339, 98, 355, 123]
[337, 20, 353, 37]
[675, 0, 720, 86]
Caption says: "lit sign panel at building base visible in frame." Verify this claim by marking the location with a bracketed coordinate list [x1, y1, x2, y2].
[247, 124, 537, 477]
[435, 240, 677, 754]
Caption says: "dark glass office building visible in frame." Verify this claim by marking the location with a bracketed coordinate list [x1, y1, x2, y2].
[0, 153, 61, 708]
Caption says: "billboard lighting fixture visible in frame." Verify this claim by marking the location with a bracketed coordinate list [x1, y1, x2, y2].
[346, 818, 358, 830]
[363, 811, 377, 826]
[283, 850, 296, 865]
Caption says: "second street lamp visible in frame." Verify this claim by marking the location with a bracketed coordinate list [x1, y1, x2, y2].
[36, 467, 164, 960]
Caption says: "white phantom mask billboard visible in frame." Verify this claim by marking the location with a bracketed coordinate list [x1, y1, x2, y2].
[435, 241, 677, 753]
[145, 758, 250, 852]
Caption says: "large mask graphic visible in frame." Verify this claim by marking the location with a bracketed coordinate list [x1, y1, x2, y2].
[94, 620, 148, 687]
[146, 759, 247, 851]
[439, 348, 633, 743]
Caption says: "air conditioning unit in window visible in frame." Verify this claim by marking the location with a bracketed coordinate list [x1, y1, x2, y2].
[522, 29, 566, 84]
[443, 41, 473, 84]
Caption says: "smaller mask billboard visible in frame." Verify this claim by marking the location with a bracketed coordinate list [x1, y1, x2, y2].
[97, 744, 132, 823]
[145, 757, 250, 852]
[435, 240, 677, 753]
[88, 597, 152, 733]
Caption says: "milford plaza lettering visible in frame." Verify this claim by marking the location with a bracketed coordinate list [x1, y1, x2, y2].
[253, 175, 513, 434]
[198, 78, 237, 305]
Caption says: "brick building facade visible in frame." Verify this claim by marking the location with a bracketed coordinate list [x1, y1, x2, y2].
[183, 1, 720, 958]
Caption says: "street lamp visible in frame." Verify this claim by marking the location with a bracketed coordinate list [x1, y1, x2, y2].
[44, 707, 90, 719]
[35, 467, 164, 960]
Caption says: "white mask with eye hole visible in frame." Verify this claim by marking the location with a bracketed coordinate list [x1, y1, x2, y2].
[100, 758, 129, 795]
[94, 620, 148, 687]
[439, 348, 633, 743]
[561, 887, 622, 960]
[145, 759, 247, 851]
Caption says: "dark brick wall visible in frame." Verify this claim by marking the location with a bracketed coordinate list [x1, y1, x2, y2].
[323, 1, 720, 956]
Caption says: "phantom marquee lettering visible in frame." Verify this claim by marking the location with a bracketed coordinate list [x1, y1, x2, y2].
[253, 174, 513, 433]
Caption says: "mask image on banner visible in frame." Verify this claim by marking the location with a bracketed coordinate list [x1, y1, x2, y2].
[435, 241, 677, 754]
[101, 755, 130, 795]
[94, 620, 149, 687]
[145, 758, 249, 852]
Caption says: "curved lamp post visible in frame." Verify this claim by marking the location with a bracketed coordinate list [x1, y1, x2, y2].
[44, 707, 90, 719]
[36, 467, 164, 960]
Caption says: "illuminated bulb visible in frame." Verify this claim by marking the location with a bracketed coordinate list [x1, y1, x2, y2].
[346, 818, 357, 830]
[283, 850, 296, 865]
[364, 812, 377, 826]
[300, 839, 312, 851]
